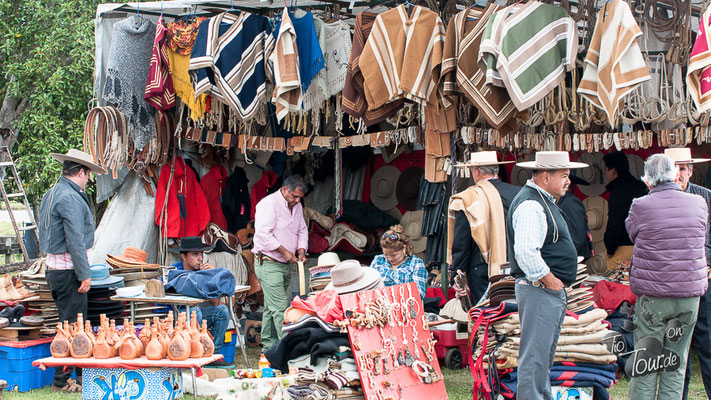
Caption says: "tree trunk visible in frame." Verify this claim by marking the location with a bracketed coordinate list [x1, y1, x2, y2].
[0, 75, 30, 151]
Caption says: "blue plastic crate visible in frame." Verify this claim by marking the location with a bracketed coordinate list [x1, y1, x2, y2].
[0, 338, 54, 391]
[220, 340, 236, 364]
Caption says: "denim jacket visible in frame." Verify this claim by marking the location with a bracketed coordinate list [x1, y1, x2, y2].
[38, 177, 95, 280]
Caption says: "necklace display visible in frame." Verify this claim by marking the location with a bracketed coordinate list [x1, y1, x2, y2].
[336, 283, 447, 400]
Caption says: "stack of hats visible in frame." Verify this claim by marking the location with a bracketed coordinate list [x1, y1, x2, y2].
[106, 247, 161, 286]
[400, 210, 427, 256]
[308, 253, 340, 294]
[87, 265, 125, 326]
[19, 259, 58, 334]
[324, 260, 383, 294]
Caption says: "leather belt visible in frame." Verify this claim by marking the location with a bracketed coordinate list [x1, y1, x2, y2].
[257, 252, 283, 264]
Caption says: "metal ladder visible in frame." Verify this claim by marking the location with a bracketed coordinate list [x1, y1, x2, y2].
[0, 146, 38, 266]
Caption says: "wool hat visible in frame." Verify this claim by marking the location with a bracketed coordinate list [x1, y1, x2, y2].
[664, 147, 711, 164]
[50, 149, 107, 174]
[400, 210, 427, 254]
[396, 167, 424, 211]
[370, 166, 401, 210]
[516, 151, 588, 170]
[577, 153, 606, 197]
[172, 236, 215, 253]
[89, 265, 124, 289]
[583, 196, 608, 243]
[324, 260, 382, 294]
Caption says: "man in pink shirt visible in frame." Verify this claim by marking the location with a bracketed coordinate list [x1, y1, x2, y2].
[252, 175, 309, 349]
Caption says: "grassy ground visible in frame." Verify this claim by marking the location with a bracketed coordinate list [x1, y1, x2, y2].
[4, 346, 710, 399]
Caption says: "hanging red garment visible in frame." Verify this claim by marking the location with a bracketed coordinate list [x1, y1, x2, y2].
[250, 171, 278, 220]
[155, 157, 211, 238]
[200, 165, 228, 231]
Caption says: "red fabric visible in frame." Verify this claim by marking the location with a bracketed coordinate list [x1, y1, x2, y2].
[200, 165, 228, 230]
[426, 287, 456, 306]
[289, 290, 345, 323]
[155, 157, 211, 238]
[592, 280, 637, 311]
[250, 171, 278, 220]
[308, 231, 329, 253]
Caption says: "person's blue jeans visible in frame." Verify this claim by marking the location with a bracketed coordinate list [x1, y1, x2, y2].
[194, 304, 230, 353]
[515, 277, 567, 400]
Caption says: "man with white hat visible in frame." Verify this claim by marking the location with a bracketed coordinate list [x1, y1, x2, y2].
[665, 148, 711, 400]
[447, 151, 519, 304]
[38, 149, 106, 392]
[506, 151, 587, 399]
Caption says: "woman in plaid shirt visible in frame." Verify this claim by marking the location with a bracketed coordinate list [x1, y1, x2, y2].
[369, 225, 427, 299]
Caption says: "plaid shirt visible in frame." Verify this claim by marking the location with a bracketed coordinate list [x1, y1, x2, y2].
[686, 182, 711, 267]
[511, 180, 553, 281]
[369, 254, 427, 299]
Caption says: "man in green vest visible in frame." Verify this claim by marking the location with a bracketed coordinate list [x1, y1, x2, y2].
[506, 151, 588, 399]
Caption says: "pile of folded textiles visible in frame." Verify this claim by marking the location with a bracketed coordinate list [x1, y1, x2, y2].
[287, 361, 364, 399]
[470, 303, 617, 400]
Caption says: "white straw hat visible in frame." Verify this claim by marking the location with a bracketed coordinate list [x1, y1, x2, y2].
[516, 151, 588, 169]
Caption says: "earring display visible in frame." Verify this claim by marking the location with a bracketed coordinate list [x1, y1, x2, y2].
[340, 282, 447, 400]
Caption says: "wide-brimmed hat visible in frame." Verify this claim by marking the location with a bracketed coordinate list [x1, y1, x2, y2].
[457, 151, 515, 167]
[627, 153, 645, 179]
[171, 236, 215, 253]
[396, 167, 424, 211]
[370, 166, 401, 210]
[586, 254, 608, 275]
[324, 260, 382, 294]
[203, 223, 239, 254]
[328, 223, 367, 255]
[400, 210, 427, 254]
[577, 153, 606, 197]
[516, 151, 588, 170]
[50, 149, 107, 174]
[89, 265, 124, 288]
[440, 298, 469, 323]
[313, 252, 340, 268]
[664, 147, 711, 164]
[583, 196, 608, 243]
[106, 247, 160, 269]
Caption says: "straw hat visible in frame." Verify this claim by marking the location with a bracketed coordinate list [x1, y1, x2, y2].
[664, 147, 711, 164]
[440, 298, 469, 323]
[324, 260, 382, 294]
[577, 153, 606, 197]
[586, 254, 608, 275]
[50, 149, 107, 174]
[106, 247, 160, 269]
[370, 166, 401, 210]
[583, 196, 608, 243]
[400, 210, 427, 254]
[515, 151, 588, 169]
[457, 151, 515, 167]
[396, 167, 424, 211]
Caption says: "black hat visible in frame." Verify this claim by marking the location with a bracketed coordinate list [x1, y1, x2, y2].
[171, 236, 215, 253]
[569, 172, 590, 186]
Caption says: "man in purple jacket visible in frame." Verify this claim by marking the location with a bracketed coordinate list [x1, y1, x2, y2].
[626, 154, 708, 399]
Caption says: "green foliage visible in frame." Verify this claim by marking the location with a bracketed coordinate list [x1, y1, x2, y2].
[0, 0, 111, 204]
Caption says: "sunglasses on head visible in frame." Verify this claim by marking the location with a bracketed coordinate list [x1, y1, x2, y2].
[381, 233, 402, 241]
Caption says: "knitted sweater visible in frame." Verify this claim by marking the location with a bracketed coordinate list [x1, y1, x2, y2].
[103, 16, 157, 149]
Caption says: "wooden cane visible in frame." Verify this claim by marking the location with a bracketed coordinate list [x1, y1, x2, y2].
[297, 261, 306, 296]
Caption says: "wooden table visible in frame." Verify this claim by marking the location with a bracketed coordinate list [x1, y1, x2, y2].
[111, 285, 251, 367]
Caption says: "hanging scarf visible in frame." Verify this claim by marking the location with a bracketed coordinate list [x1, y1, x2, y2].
[687, 6, 711, 112]
[103, 16, 157, 150]
[145, 18, 176, 113]
[166, 16, 207, 55]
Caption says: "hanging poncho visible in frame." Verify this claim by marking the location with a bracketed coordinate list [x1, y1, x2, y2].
[166, 17, 207, 121]
[103, 16, 157, 149]
[687, 6, 711, 112]
[578, 0, 650, 126]
[270, 8, 302, 121]
[145, 18, 176, 112]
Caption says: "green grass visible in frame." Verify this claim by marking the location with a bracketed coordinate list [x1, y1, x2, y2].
[5, 345, 710, 400]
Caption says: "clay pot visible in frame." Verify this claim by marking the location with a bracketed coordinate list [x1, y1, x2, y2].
[190, 329, 203, 358]
[93, 328, 111, 359]
[154, 317, 169, 358]
[127, 322, 143, 358]
[145, 325, 164, 360]
[109, 320, 121, 345]
[50, 324, 71, 358]
[118, 334, 137, 360]
[139, 319, 151, 350]
[165, 314, 174, 338]
[189, 310, 200, 337]
[199, 320, 214, 357]
[70, 314, 93, 358]
[85, 320, 96, 345]
[167, 322, 190, 361]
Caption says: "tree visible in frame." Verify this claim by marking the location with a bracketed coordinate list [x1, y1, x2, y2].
[0, 0, 108, 204]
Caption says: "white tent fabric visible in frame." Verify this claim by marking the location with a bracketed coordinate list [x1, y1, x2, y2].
[90, 173, 159, 265]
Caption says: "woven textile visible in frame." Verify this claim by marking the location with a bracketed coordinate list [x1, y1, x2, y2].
[687, 5, 711, 112]
[103, 16, 157, 149]
[270, 8, 302, 121]
[144, 18, 176, 112]
[578, 0, 650, 125]
[166, 16, 206, 55]
[478, 1, 578, 111]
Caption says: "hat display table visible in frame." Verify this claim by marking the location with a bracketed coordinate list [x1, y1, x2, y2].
[111, 286, 251, 366]
[33, 354, 222, 400]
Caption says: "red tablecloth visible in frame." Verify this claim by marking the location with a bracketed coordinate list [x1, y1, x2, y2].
[32, 354, 222, 374]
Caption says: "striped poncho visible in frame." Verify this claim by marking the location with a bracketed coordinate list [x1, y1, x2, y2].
[688, 5, 711, 112]
[441, 4, 517, 130]
[190, 12, 275, 121]
[478, 1, 578, 111]
[578, 0, 650, 126]
[359, 5, 446, 109]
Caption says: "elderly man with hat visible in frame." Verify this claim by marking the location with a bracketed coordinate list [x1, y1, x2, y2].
[626, 153, 708, 399]
[447, 151, 520, 304]
[38, 149, 106, 392]
[506, 151, 587, 399]
[664, 148, 711, 400]
[170, 236, 231, 366]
